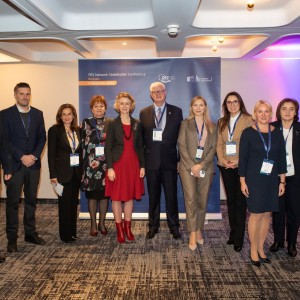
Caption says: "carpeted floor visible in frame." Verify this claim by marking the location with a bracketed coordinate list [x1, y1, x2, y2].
[0, 201, 299, 300]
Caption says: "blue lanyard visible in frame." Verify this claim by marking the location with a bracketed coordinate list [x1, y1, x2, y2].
[67, 130, 77, 153]
[255, 123, 271, 160]
[154, 104, 166, 129]
[195, 120, 205, 145]
[228, 112, 241, 142]
[280, 122, 293, 145]
[91, 117, 104, 142]
[19, 112, 31, 139]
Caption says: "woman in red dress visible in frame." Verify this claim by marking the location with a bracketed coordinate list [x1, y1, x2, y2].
[105, 92, 145, 243]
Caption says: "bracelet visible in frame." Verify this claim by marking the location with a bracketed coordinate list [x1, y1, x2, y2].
[280, 182, 286, 185]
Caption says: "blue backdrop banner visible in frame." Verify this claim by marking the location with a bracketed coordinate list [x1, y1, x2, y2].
[78, 57, 221, 218]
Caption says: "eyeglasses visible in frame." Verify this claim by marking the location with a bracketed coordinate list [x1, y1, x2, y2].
[151, 90, 165, 95]
[226, 100, 239, 106]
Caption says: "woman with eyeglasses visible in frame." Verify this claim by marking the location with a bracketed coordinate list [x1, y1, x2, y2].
[239, 100, 286, 267]
[217, 91, 253, 252]
[269, 98, 300, 257]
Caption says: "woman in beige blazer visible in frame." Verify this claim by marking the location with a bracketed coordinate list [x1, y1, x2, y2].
[217, 91, 253, 252]
[178, 96, 217, 250]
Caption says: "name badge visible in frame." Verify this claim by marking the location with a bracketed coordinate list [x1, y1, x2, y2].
[286, 153, 291, 167]
[226, 141, 237, 156]
[195, 146, 204, 160]
[200, 170, 206, 178]
[95, 145, 105, 157]
[260, 159, 274, 175]
[153, 129, 163, 141]
[70, 153, 79, 167]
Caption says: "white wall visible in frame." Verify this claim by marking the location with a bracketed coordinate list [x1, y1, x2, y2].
[1, 59, 300, 199]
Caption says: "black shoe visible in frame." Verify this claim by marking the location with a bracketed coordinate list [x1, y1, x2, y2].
[7, 240, 18, 253]
[250, 258, 261, 268]
[269, 241, 284, 252]
[227, 239, 234, 245]
[170, 229, 182, 240]
[145, 228, 159, 240]
[62, 238, 76, 243]
[234, 245, 243, 252]
[25, 233, 46, 245]
[0, 256, 6, 263]
[287, 244, 297, 257]
[258, 253, 271, 264]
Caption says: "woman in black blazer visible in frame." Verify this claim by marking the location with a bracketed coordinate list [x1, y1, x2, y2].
[105, 92, 145, 243]
[48, 104, 82, 243]
[270, 98, 300, 257]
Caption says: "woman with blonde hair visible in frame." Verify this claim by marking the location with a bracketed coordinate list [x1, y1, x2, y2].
[105, 92, 145, 243]
[239, 100, 286, 267]
[178, 96, 217, 250]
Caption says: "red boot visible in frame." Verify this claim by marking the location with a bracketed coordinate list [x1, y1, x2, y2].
[124, 220, 135, 241]
[115, 222, 125, 243]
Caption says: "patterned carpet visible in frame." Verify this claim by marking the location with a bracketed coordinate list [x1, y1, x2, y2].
[0, 201, 299, 300]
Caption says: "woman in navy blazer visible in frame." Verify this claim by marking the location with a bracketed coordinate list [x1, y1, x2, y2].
[270, 98, 300, 257]
[48, 104, 82, 243]
[105, 92, 145, 243]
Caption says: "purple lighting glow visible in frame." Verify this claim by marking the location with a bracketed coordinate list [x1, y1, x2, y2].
[254, 35, 300, 59]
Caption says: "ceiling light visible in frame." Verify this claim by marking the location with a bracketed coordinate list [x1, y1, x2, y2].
[212, 45, 218, 52]
[122, 42, 127, 46]
[247, 1, 255, 9]
[219, 37, 224, 43]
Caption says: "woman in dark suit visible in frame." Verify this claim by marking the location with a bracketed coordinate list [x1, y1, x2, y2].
[239, 100, 286, 267]
[270, 98, 300, 257]
[105, 92, 145, 243]
[178, 96, 217, 251]
[48, 104, 82, 243]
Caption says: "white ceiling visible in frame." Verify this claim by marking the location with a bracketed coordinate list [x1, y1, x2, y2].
[0, 0, 300, 62]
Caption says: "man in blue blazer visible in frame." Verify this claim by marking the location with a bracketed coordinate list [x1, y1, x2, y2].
[2, 82, 46, 253]
[140, 82, 183, 240]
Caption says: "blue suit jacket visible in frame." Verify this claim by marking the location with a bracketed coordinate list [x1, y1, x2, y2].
[1, 105, 46, 172]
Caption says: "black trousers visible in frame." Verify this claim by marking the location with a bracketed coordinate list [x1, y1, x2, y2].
[6, 165, 40, 241]
[146, 169, 180, 231]
[272, 175, 300, 245]
[58, 172, 80, 241]
[219, 166, 247, 247]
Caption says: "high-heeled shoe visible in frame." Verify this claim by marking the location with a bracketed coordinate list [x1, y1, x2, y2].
[98, 223, 108, 235]
[90, 230, 98, 237]
[258, 253, 271, 264]
[115, 222, 125, 243]
[250, 258, 261, 267]
[189, 244, 197, 251]
[124, 220, 135, 241]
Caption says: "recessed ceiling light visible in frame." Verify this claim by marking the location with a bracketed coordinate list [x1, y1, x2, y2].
[122, 42, 127, 46]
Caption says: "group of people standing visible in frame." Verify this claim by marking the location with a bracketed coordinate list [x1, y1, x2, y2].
[0, 81, 299, 268]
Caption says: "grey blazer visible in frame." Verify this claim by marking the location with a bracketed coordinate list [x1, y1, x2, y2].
[178, 117, 217, 174]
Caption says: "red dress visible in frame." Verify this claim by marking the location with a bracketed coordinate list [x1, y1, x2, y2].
[105, 124, 144, 201]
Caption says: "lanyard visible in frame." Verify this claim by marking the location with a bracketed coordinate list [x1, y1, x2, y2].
[154, 104, 166, 129]
[67, 130, 77, 153]
[280, 122, 293, 145]
[195, 120, 205, 145]
[19, 112, 31, 139]
[228, 112, 241, 142]
[91, 117, 104, 142]
[255, 123, 271, 160]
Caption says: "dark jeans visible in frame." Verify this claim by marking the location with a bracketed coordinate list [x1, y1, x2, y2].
[6, 165, 40, 241]
[272, 175, 300, 245]
[219, 166, 247, 247]
[146, 169, 179, 231]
